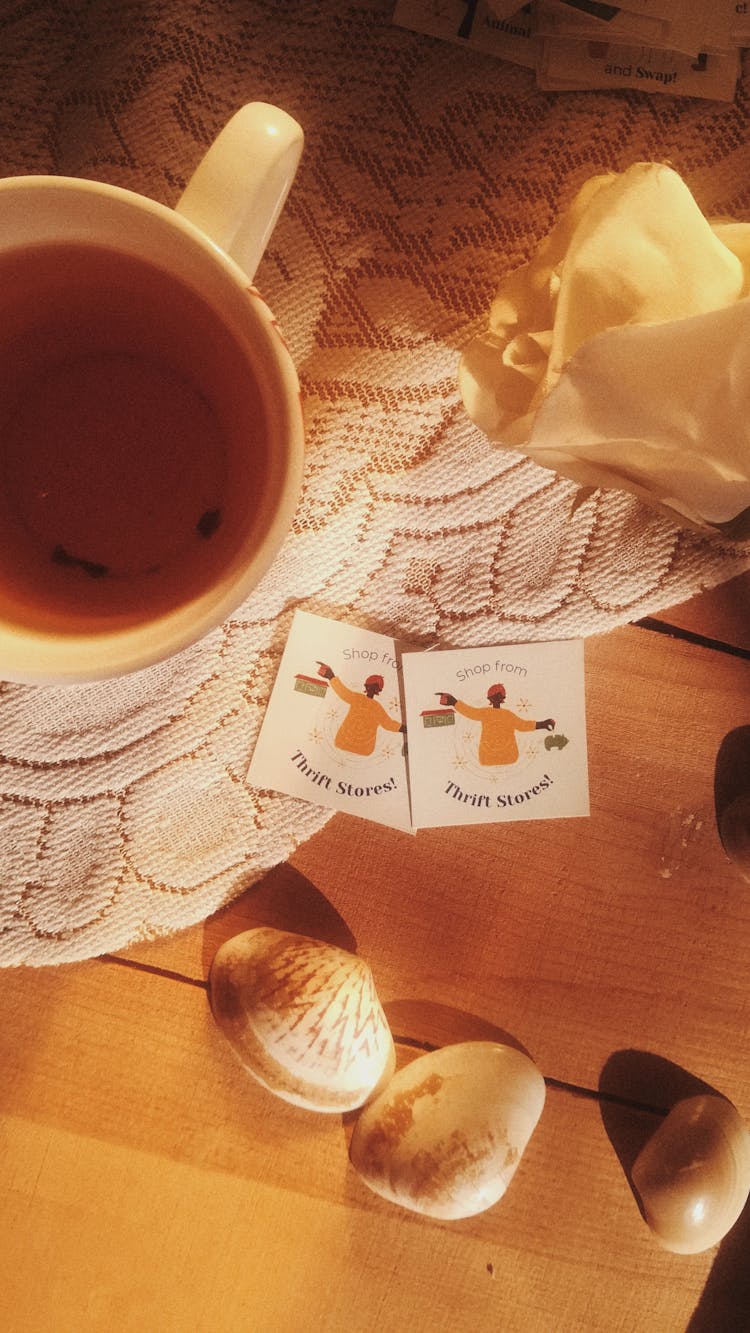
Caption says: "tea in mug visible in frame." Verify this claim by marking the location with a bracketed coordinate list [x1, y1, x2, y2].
[0, 242, 268, 631]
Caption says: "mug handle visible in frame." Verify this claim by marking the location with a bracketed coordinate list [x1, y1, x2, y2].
[175, 102, 304, 281]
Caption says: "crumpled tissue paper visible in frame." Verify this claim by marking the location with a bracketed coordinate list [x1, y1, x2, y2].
[459, 162, 750, 534]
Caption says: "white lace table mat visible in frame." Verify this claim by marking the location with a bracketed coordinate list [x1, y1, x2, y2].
[1, 1, 749, 966]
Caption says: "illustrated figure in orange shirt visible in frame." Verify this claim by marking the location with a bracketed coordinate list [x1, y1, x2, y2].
[317, 662, 405, 757]
[439, 682, 555, 766]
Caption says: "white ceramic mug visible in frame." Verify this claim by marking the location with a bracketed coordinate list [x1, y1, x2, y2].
[0, 103, 304, 684]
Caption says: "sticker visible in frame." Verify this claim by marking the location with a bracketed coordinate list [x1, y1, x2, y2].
[402, 639, 588, 828]
[249, 614, 589, 833]
[248, 610, 412, 832]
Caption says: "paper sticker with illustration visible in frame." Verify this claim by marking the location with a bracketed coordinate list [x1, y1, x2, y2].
[248, 610, 411, 832]
[402, 639, 588, 828]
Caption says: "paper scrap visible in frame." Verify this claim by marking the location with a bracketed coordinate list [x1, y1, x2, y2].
[534, 1, 676, 51]
[393, 0, 745, 101]
[393, 1, 541, 69]
[537, 38, 741, 101]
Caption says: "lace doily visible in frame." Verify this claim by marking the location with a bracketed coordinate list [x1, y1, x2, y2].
[1, 0, 749, 965]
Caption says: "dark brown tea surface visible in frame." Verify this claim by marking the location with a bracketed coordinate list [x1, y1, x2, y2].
[0, 242, 267, 630]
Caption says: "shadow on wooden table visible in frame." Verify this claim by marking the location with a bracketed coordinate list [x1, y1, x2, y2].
[599, 1050, 715, 1152]
[714, 726, 750, 828]
[383, 998, 533, 1059]
[685, 1202, 750, 1330]
[714, 726, 750, 885]
[201, 863, 357, 978]
[599, 1049, 750, 1331]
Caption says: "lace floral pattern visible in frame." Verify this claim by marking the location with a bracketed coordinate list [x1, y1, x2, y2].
[1, 1, 748, 964]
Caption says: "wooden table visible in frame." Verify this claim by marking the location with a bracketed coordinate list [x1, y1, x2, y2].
[2, 573, 750, 1333]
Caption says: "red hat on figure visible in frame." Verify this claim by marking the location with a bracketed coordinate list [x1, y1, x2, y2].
[365, 674, 385, 690]
[487, 682, 506, 701]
